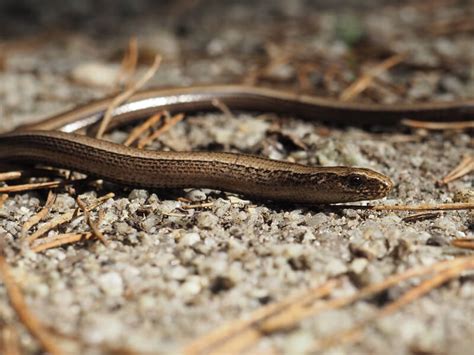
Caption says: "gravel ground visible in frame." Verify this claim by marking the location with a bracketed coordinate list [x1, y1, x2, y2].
[0, 1, 473, 354]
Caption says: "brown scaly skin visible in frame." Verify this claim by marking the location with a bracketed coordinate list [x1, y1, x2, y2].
[0, 131, 392, 204]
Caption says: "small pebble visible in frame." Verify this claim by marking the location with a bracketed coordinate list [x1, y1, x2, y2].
[179, 233, 200, 246]
[98, 272, 124, 297]
[71, 62, 120, 88]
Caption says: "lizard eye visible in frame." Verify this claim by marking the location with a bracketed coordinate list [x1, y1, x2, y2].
[347, 175, 363, 189]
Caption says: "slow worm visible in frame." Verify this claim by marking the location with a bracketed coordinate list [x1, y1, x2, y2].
[1, 85, 473, 203]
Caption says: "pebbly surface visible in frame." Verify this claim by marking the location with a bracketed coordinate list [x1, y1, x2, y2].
[0, 1, 473, 354]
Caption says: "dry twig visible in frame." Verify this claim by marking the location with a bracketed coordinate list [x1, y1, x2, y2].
[0, 174, 89, 194]
[312, 256, 474, 351]
[0, 181, 62, 193]
[31, 233, 94, 253]
[0, 166, 72, 181]
[86, 192, 116, 211]
[439, 155, 474, 185]
[0, 254, 63, 355]
[181, 202, 214, 210]
[137, 113, 185, 148]
[250, 258, 473, 353]
[1, 325, 21, 355]
[190, 257, 471, 354]
[115, 37, 139, 88]
[340, 53, 406, 101]
[124, 111, 165, 146]
[76, 197, 108, 245]
[21, 191, 56, 237]
[184, 279, 339, 355]
[211, 98, 234, 118]
[0, 171, 22, 182]
[0, 194, 8, 208]
[96, 54, 162, 139]
[402, 119, 474, 130]
[24, 192, 114, 245]
[25, 210, 77, 244]
[378, 258, 474, 317]
[451, 238, 474, 250]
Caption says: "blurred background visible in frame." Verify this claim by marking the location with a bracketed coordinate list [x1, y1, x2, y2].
[0, 1, 402, 36]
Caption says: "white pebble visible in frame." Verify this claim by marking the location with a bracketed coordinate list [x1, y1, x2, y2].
[115, 221, 132, 234]
[128, 189, 149, 201]
[179, 233, 200, 246]
[169, 266, 188, 281]
[185, 189, 207, 201]
[82, 314, 124, 343]
[283, 332, 313, 355]
[324, 259, 347, 276]
[197, 212, 219, 229]
[71, 61, 120, 88]
[142, 215, 159, 233]
[181, 276, 202, 296]
[350, 258, 368, 274]
[98, 272, 124, 297]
